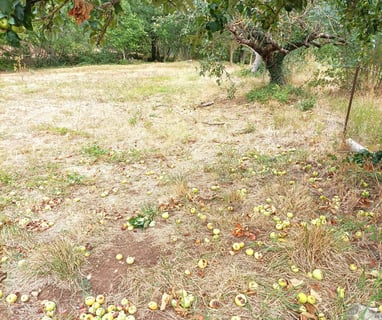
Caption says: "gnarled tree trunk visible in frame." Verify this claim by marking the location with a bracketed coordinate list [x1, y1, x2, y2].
[263, 51, 286, 85]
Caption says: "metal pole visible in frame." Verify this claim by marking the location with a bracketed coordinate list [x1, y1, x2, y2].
[343, 65, 360, 138]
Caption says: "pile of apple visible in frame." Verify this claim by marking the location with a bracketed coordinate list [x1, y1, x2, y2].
[76, 289, 198, 320]
[0, 15, 25, 33]
[78, 295, 138, 320]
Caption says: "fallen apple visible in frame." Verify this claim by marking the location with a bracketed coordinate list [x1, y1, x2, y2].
[148, 301, 158, 310]
[297, 292, 307, 304]
[126, 256, 135, 264]
[234, 294, 247, 307]
[349, 263, 358, 271]
[120, 297, 129, 306]
[161, 212, 169, 219]
[278, 278, 288, 288]
[248, 281, 258, 292]
[20, 294, 30, 302]
[245, 248, 254, 256]
[128, 305, 137, 314]
[232, 242, 241, 251]
[44, 300, 56, 312]
[290, 265, 299, 273]
[116, 254, 123, 261]
[96, 294, 106, 304]
[231, 317, 241, 320]
[312, 269, 323, 280]
[85, 296, 95, 306]
[95, 307, 106, 316]
[307, 295, 316, 304]
[197, 258, 208, 269]
[212, 228, 220, 235]
[107, 304, 116, 312]
[6, 293, 17, 304]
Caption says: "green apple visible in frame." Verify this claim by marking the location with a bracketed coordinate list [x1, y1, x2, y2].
[116, 253, 123, 260]
[6, 293, 17, 304]
[107, 304, 116, 312]
[0, 289, 3, 298]
[95, 307, 106, 316]
[234, 294, 247, 307]
[231, 317, 241, 320]
[127, 305, 137, 314]
[312, 269, 323, 280]
[297, 292, 307, 304]
[336, 286, 345, 299]
[44, 300, 56, 312]
[307, 295, 316, 304]
[290, 265, 299, 273]
[349, 264, 357, 271]
[278, 278, 288, 288]
[0, 17, 9, 30]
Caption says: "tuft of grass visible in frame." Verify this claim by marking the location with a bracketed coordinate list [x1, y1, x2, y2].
[290, 224, 349, 271]
[24, 237, 86, 283]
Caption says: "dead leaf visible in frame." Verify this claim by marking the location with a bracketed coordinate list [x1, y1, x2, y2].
[160, 292, 171, 311]
[290, 278, 304, 288]
[68, 0, 93, 25]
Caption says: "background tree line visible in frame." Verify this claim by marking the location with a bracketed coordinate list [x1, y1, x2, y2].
[0, 0, 381, 90]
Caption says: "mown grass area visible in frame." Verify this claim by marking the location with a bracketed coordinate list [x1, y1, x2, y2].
[0, 62, 381, 320]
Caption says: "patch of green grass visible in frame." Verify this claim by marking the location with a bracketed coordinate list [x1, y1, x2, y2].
[0, 172, 12, 186]
[83, 143, 108, 158]
[296, 97, 316, 111]
[247, 84, 304, 104]
[34, 124, 90, 137]
[66, 172, 87, 186]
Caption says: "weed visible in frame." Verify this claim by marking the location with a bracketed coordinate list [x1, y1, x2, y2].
[83, 143, 108, 158]
[0, 169, 13, 186]
[296, 97, 316, 111]
[128, 203, 158, 229]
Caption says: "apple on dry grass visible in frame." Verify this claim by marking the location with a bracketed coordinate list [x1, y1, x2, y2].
[148, 301, 158, 310]
[6, 293, 17, 304]
[234, 294, 247, 307]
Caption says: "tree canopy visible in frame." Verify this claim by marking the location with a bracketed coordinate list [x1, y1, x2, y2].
[0, 0, 381, 85]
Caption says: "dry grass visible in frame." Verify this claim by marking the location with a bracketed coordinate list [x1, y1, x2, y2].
[0, 62, 381, 320]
